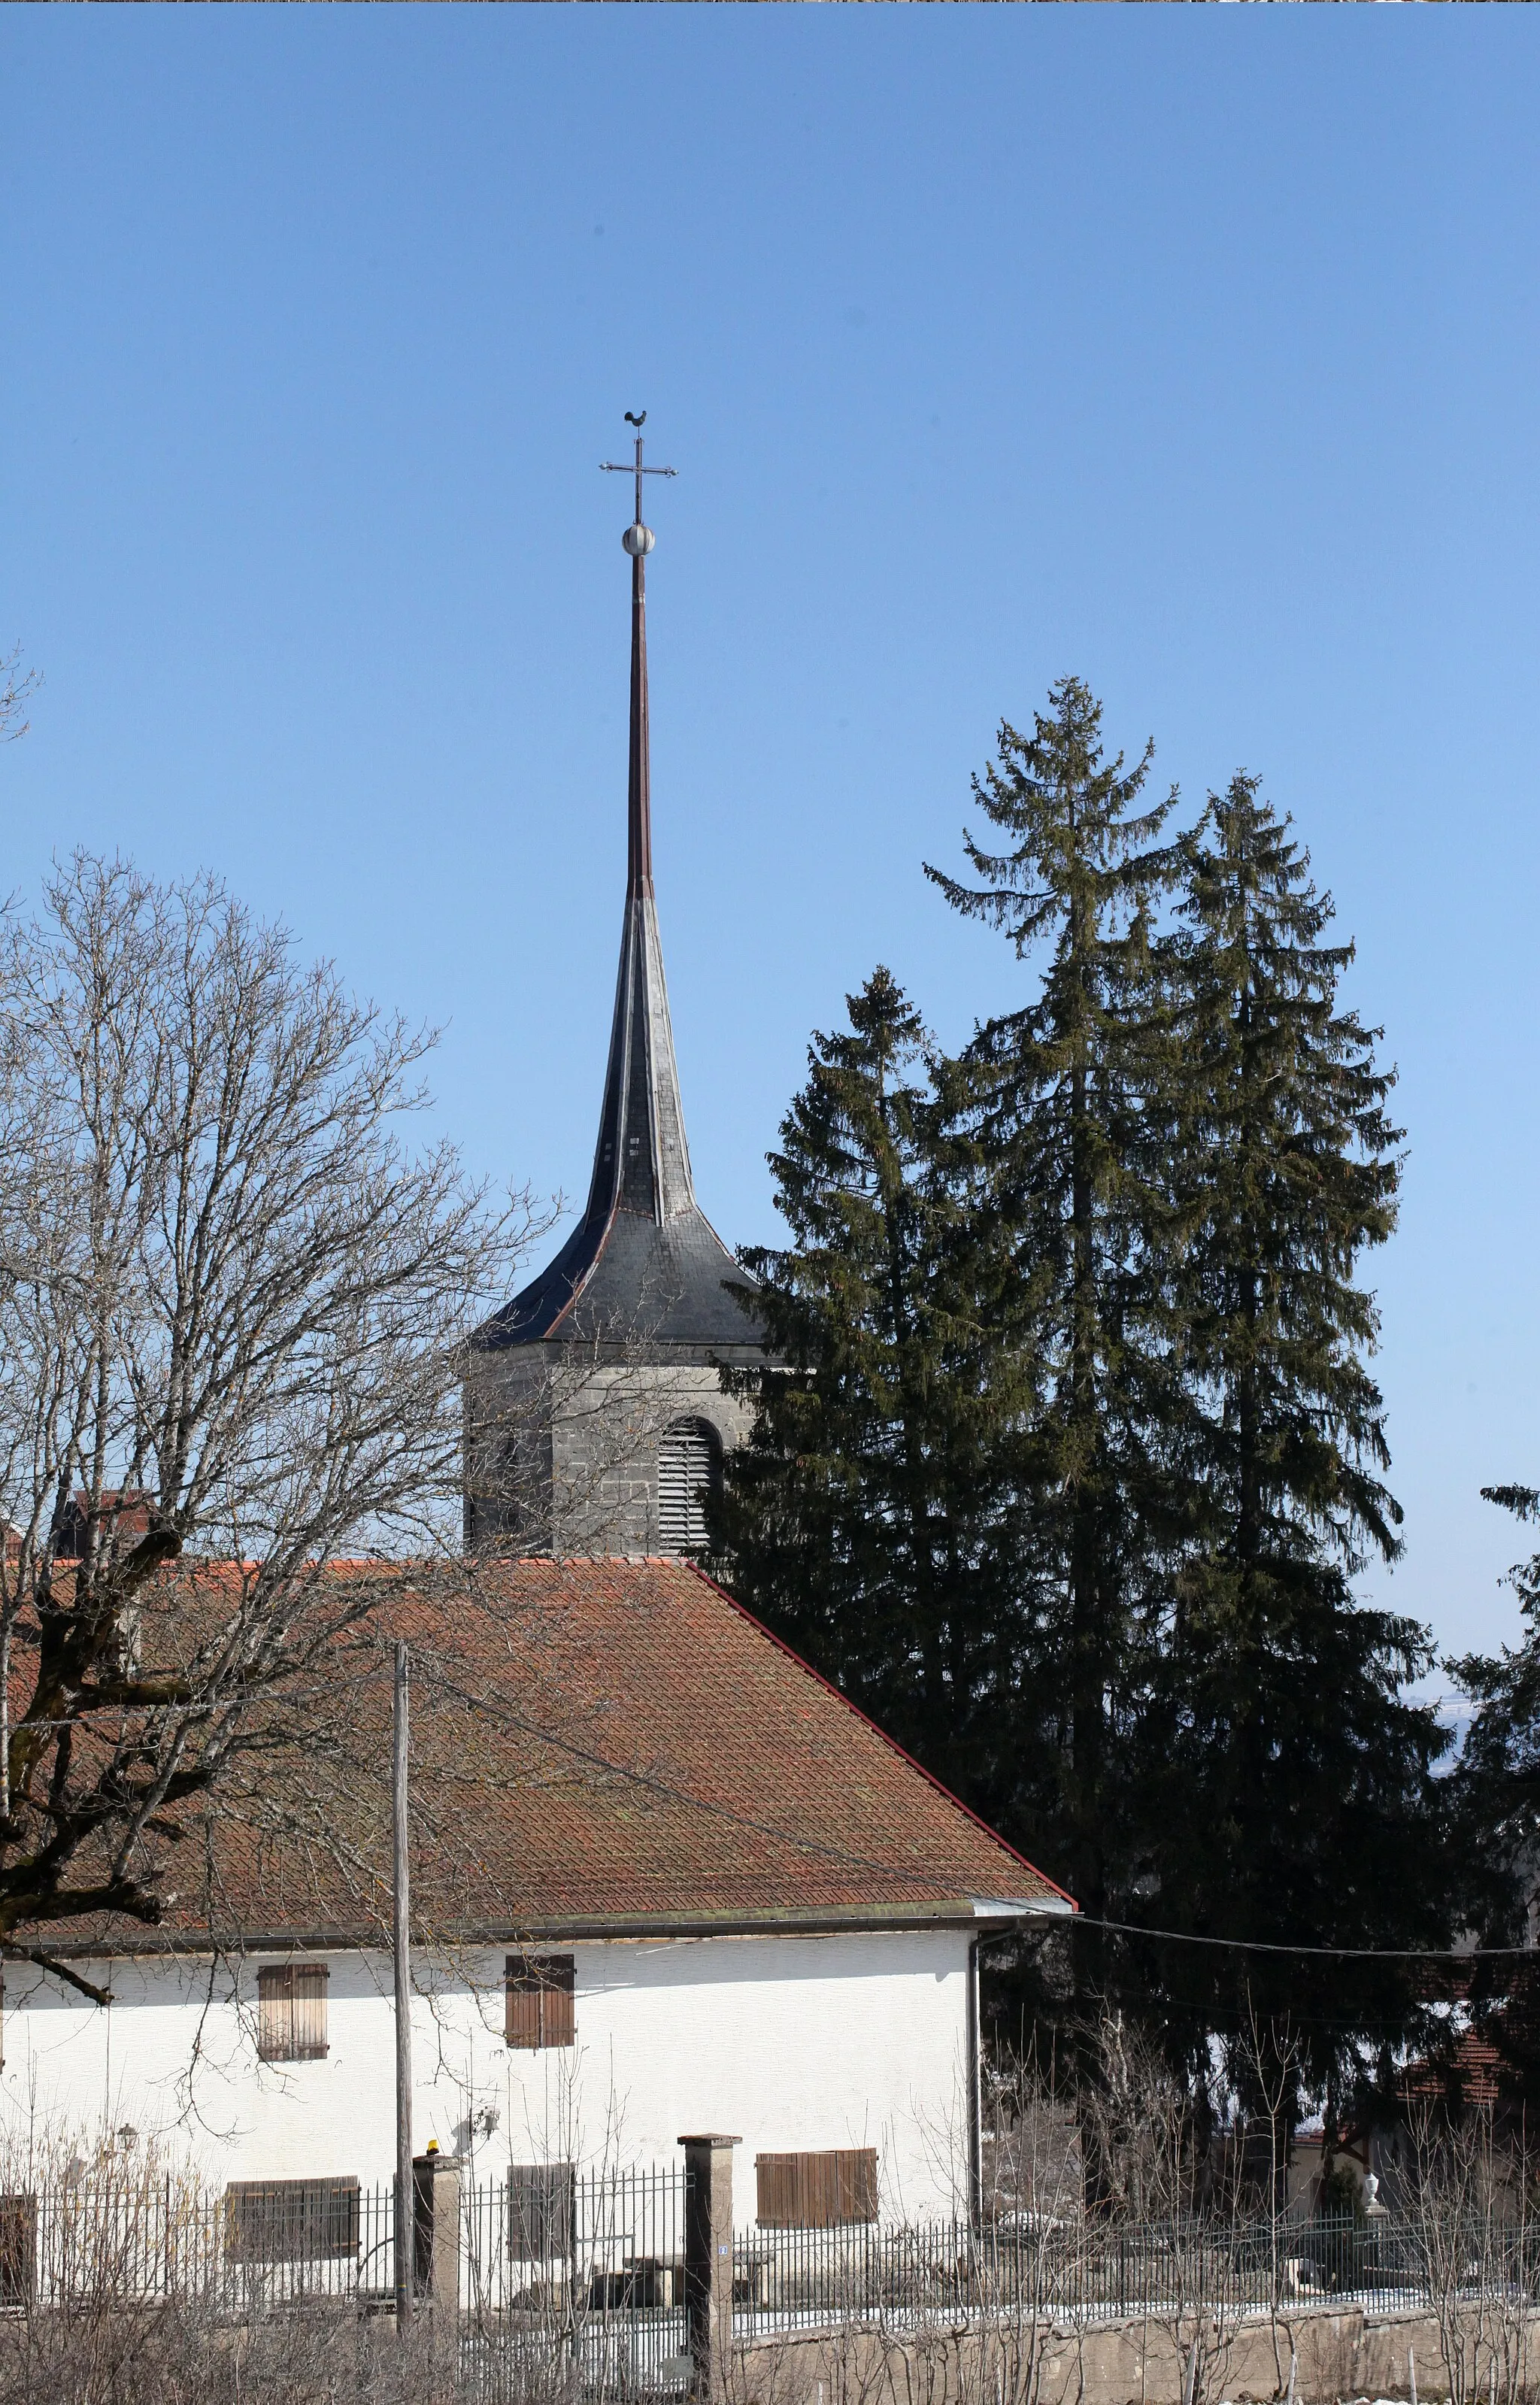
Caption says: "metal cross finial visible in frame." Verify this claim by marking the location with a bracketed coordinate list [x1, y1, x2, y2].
[602, 420, 677, 526]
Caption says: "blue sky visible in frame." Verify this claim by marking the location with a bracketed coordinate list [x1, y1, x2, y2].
[4, 8, 1539, 1671]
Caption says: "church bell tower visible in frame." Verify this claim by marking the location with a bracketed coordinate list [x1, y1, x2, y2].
[464, 426, 763, 1557]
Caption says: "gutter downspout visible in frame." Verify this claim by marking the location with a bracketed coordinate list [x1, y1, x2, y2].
[967, 1935, 982, 2231]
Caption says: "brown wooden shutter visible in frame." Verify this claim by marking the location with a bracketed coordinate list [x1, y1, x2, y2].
[225, 2176, 360, 2262]
[755, 2154, 789, 2228]
[257, 1962, 329, 2061]
[755, 2149, 878, 2228]
[290, 1964, 328, 2058]
[257, 1964, 289, 2058]
[840, 2148, 879, 2222]
[505, 1955, 575, 2050]
[508, 2162, 576, 2259]
[541, 1956, 575, 2046]
[505, 1966, 541, 2049]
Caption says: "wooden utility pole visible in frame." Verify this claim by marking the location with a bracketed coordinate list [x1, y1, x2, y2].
[393, 1639, 413, 2328]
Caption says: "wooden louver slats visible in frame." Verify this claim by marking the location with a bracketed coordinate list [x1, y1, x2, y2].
[657, 1419, 719, 1551]
[755, 2148, 878, 2229]
[505, 1955, 575, 2050]
[256, 1962, 329, 2061]
[225, 2176, 360, 2262]
[508, 2161, 576, 2260]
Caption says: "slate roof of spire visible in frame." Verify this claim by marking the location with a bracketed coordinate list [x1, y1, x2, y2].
[480, 459, 760, 1356]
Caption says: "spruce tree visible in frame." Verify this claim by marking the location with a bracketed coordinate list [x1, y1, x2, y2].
[721, 696, 1459, 2112]
[926, 675, 1184, 2016]
[1139, 774, 1456, 2095]
[710, 968, 1040, 1826]
[1448, 1490, 1540, 2108]
[1451, 1490, 1540, 1917]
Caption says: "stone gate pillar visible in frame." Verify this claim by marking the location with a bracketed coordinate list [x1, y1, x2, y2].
[679, 2132, 739, 2400]
[412, 2143, 462, 2390]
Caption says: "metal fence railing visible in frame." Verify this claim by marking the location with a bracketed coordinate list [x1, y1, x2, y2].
[0, 2176, 398, 2312]
[4, 2174, 1537, 2384]
[0, 2167, 692, 2397]
[460, 2161, 689, 2398]
[730, 2209, 1540, 2338]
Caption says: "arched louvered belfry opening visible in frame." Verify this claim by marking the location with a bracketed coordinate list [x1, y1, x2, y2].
[656, 1417, 723, 1553]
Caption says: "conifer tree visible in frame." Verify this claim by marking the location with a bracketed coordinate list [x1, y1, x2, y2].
[1451, 1488, 1540, 1933]
[1139, 775, 1455, 2088]
[722, 697, 1460, 2106]
[1448, 1489, 1540, 2109]
[710, 969, 1041, 1826]
[926, 676, 1183, 2012]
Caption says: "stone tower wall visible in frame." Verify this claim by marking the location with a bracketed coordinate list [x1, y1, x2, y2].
[464, 1343, 753, 1557]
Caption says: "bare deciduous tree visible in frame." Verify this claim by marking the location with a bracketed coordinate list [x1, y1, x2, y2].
[1405, 2097, 1532, 2405]
[0, 642, 41, 744]
[0, 854, 544, 1965]
[1076, 2015, 1246, 2405]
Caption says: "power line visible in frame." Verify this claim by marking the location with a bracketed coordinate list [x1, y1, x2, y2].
[1047, 1909, 1533, 1965]
[418, 1667, 1538, 1964]
[2, 1630, 1526, 1972]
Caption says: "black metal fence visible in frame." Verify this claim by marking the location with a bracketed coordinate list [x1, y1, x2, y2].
[0, 2174, 398, 2311]
[731, 2209, 1540, 2339]
[0, 2166, 689, 2399]
[2, 2173, 1537, 2392]
[460, 2161, 688, 2398]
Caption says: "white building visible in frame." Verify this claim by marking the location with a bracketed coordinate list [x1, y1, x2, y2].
[0, 1558, 1069, 2225]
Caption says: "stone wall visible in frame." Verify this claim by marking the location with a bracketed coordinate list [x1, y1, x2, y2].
[739, 2302, 1517, 2405]
[465, 1340, 752, 1554]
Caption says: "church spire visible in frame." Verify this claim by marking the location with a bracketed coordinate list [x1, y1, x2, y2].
[471, 421, 761, 1366]
[585, 423, 693, 1227]
[626, 516, 651, 896]
[616, 424, 668, 899]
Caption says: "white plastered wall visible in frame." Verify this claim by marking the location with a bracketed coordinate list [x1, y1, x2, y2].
[0, 1930, 975, 2222]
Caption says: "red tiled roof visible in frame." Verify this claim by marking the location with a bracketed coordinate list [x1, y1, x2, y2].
[1402, 2024, 1505, 2109]
[28, 1557, 1070, 1954]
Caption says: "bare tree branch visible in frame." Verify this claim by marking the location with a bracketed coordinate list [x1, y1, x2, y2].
[0, 851, 551, 1941]
[16, 1948, 114, 2006]
[0, 642, 41, 744]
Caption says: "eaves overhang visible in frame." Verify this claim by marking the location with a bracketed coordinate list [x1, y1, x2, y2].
[12, 1898, 1073, 1963]
[969, 1895, 1076, 1922]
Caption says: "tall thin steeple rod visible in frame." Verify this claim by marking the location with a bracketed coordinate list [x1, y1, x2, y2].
[628, 541, 652, 897]
[602, 419, 675, 902]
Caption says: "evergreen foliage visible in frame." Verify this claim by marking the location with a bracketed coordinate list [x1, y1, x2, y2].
[1447, 1488, 1540, 2106]
[1451, 1486, 1540, 1934]
[710, 968, 1041, 1823]
[718, 681, 1460, 2099]
[924, 676, 1184, 2008]
[1136, 775, 1454, 2088]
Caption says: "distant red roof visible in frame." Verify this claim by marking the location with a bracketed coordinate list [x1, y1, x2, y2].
[1402, 2023, 1505, 2109]
[28, 1557, 1071, 1955]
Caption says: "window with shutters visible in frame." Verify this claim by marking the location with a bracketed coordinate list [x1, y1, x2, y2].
[657, 1418, 722, 1551]
[505, 1954, 576, 2050]
[0, 2196, 36, 2305]
[507, 2161, 576, 2260]
[755, 2149, 879, 2229]
[224, 2176, 360, 2262]
[256, 1962, 329, 2061]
